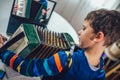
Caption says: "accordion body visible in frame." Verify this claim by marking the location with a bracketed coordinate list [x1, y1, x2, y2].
[8, 23, 75, 59]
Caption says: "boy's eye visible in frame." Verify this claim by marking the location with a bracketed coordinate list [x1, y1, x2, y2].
[82, 26, 86, 30]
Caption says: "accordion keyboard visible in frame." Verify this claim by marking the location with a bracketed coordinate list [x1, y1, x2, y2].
[16, 0, 26, 17]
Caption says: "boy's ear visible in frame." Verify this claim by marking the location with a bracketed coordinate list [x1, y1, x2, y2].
[93, 31, 105, 42]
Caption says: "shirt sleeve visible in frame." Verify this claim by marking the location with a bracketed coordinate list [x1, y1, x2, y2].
[0, 50, 72, 77]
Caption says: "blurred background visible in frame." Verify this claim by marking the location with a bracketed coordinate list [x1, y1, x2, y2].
[53, 0, 120, 31]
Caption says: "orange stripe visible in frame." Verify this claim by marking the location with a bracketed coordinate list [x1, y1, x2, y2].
[10, 54, 18, 68]
[54, 53, 63, 72]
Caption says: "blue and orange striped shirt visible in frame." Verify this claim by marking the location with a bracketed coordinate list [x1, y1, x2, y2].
[0, 48, 105, 80]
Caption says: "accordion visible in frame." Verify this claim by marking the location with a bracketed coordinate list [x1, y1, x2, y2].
[7, 23, 75, 59]
[14, 0, 47, 22]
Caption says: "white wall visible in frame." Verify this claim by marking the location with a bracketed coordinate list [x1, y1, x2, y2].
[0, 0, 13, 37]
[54, 0, 120, 31]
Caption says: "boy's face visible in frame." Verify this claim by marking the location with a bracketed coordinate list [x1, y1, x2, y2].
[78, 20, 96, 48]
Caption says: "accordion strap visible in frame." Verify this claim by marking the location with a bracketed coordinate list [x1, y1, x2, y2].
[0, 32, 25, 53]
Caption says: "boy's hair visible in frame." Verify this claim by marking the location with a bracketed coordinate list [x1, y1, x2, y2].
[85, 9, 120, 46]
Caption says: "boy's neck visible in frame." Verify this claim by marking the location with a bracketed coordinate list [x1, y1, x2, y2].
[84, 44, 106, 67]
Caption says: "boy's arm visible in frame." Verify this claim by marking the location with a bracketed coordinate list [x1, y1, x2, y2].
[0, 50, 72, 77]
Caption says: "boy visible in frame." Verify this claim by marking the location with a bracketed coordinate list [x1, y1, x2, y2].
[0, 9, 120, 80]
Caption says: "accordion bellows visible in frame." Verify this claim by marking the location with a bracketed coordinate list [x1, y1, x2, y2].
[8, 23, 75, 59]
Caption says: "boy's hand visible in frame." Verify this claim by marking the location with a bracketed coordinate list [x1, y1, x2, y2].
[13, 4, 19, 13]
[42, 8, 50, 15]
[0, 34, 7, 48]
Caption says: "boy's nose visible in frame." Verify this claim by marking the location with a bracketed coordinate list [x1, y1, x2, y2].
[78, 30, 82, 35]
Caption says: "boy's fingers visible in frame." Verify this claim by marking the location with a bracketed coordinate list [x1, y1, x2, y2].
[0, 36, 3, 44]
[0, 35, 7, 43]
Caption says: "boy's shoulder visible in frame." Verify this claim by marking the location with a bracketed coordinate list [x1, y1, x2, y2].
[74, 46, 84, 55]
[72, 46, 86, 60]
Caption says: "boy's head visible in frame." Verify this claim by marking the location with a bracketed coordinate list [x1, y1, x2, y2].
[85, 9, 120, 47]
